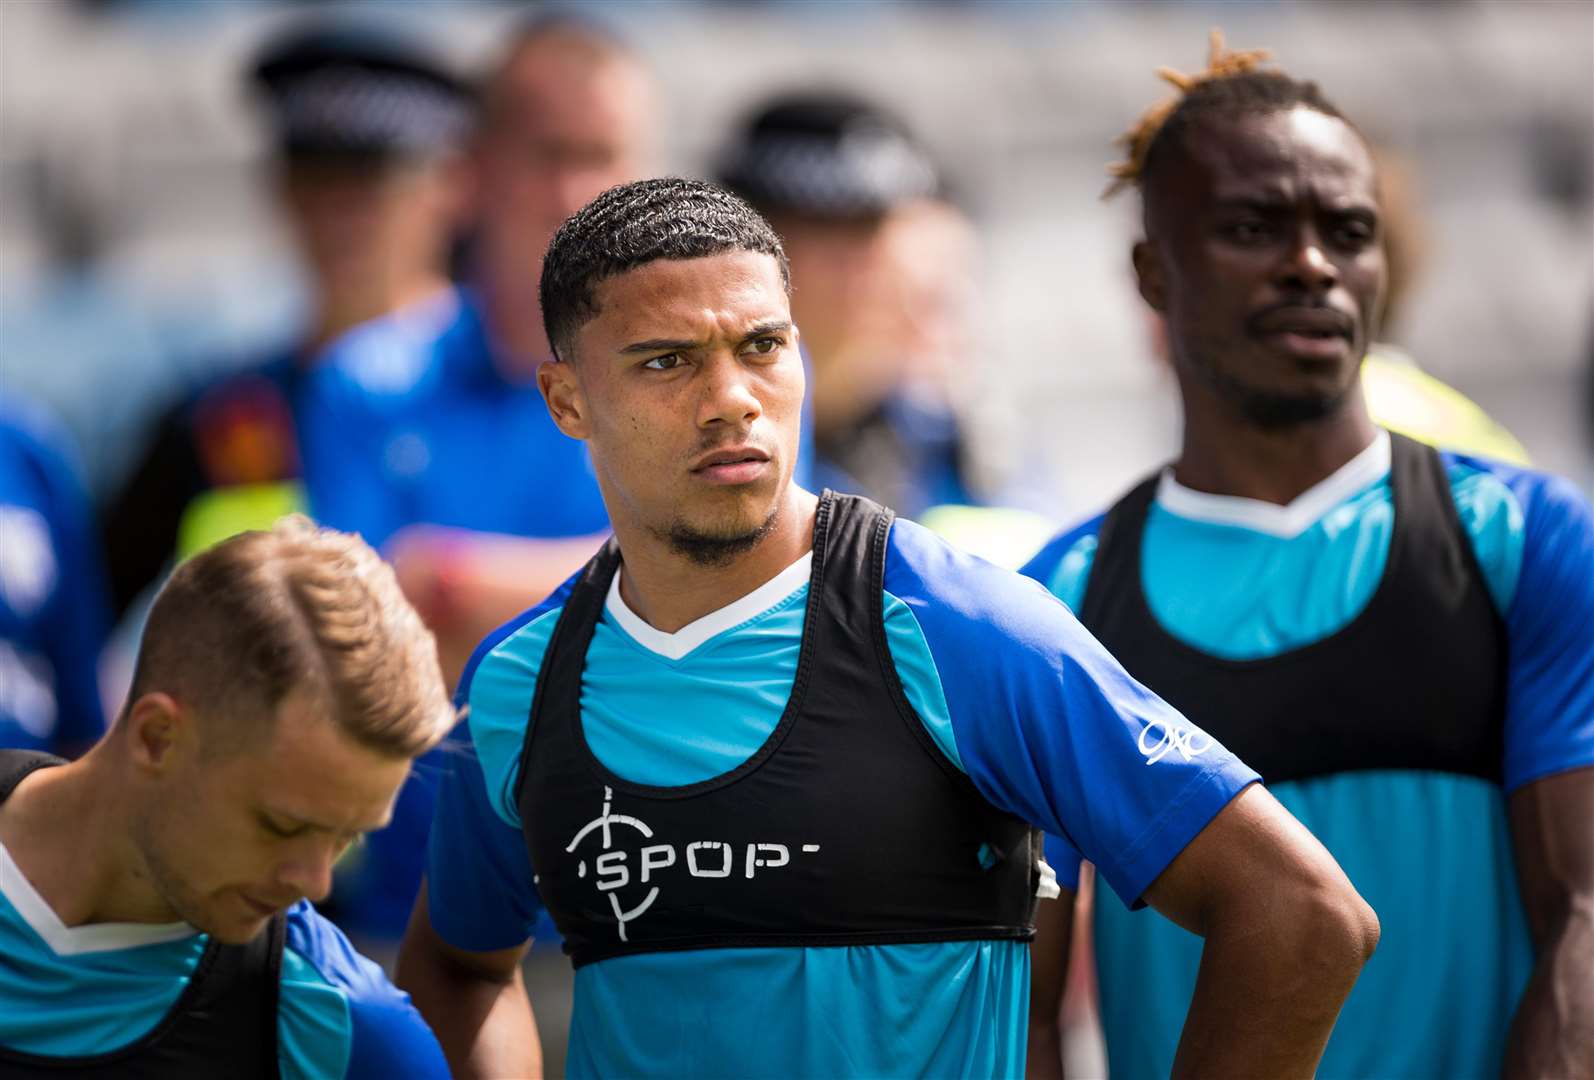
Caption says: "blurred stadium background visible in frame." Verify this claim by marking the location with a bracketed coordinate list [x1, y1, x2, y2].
[3, 0, 1590, 520]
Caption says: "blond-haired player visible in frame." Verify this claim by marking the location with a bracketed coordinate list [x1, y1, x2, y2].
[0, 518, 455, 1078]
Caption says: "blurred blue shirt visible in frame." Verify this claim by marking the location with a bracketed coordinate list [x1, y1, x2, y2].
[0, 397, 111, 754]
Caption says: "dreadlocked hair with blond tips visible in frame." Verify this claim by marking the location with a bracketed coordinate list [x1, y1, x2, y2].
[1106, 29, 1350, 201]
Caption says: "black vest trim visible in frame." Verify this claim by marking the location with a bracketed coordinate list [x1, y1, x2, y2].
[0, 751, 283, 1079]
[519, 497, 838, 804]
[0, 751, 61, 802]
[1078, 434, 1506, 784]
[515, 491, 1039, 967]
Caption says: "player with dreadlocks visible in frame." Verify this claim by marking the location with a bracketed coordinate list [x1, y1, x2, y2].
[1023, 33, 1593, 1080]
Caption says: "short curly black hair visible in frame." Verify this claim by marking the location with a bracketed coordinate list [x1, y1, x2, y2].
[539, 178, 791, 362]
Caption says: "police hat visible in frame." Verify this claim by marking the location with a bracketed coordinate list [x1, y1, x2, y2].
[717, 93, 940, 220]
[251, 23, 472, 162]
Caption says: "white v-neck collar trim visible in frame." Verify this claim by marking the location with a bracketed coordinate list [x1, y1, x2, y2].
[0, 840, 198, 956]
[1156, 431, 1391, 539]
[606, 551, 813, 662]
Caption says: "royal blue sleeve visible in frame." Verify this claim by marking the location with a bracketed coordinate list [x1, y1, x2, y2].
[886, 519, 1259, 909]
[1021, 514, 1108, 893]
[281, 903, 450, 1079]
[421, 590, 575, 951]
[425, 735, 547, 950]
[3, 410, 111, 752]
[1496, 468, 1594, 791]
[36, 427, 110, 749]
[1018, 513, 1106, 602]
[1043, 831, 1084, 893]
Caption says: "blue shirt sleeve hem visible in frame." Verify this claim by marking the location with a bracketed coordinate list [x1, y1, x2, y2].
[1502, 754, 1594, 796]
[1105, 767, 1261, 909]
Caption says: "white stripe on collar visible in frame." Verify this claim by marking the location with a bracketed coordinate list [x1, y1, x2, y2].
[606, 551, 813, 662]
[1155, 430, 1392, 539]
[0, 840, 198, 956]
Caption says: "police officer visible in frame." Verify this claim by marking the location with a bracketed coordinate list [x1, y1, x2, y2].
[718, 93, 978, 519]
[100, 21, 471, 618]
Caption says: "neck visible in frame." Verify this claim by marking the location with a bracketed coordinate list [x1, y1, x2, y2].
[0, 746, 179, 928]
[1173, 380, 1378, 505]
[614, 487, 820, 633]
[303, 272, 452, 361]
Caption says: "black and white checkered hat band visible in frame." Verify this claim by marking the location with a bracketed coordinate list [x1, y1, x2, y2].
[274, 68, 470, 156]
[725, 127, 938, 216]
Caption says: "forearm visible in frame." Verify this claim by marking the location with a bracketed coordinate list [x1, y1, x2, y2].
[1024, 890, 1074, 1080]
[395, 890, 543, 1080]
[1504, 903, 1594, 1079]
[1171, 890, 1375, 1079]
[396, 941, 543, 1079]
[1025, 1019, 1065, 1080]
[391, 527, 605, 687]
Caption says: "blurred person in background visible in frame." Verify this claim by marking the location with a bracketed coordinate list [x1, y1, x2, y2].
[99, 21, 472, 622]
[95, 18, 472, 959]
[295, 14, 654, 953]
[0, 397, 111, 758]
[716, 93, 1055, 568]
[717, 93, 977, 519]
[1023, 36, 1594, 1080]
[1358, 145, 1531, 464]
[299, 13, 655, 685]
[0, 519, 452, 1078]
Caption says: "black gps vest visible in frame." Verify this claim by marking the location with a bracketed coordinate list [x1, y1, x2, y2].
[516, 491, 1039, 967]
[1078, 433, 1507, 785]
[0, 751, 282, 1080]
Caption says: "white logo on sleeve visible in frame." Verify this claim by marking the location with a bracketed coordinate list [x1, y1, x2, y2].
[564, 787, 821, 942]
[1138, 719, 1214, 765]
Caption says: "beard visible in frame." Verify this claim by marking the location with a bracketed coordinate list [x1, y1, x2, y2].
[652, 498, 783, 568]
[1213, 369, 1352, 430]
[1186, 341, 1358, 432]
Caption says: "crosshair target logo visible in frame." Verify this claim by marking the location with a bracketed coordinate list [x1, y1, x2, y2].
[563, 787, 822, 942]
[565, 787, 662, 941]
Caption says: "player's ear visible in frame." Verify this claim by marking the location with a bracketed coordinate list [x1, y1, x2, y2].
[538, 357, 591, 440]
[123, 693, 188, 774]
[1132, 239, 1168, 313]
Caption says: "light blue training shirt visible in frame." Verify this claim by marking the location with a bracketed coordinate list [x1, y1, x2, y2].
[0, 859, 448, 1079]
[427, 513, 1261, 1078]
[1021, 432, 1594, 1080]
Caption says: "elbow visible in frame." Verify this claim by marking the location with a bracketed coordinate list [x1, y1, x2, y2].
[1338, 883, 1381, 968]
[1291, 876, 1381, 985]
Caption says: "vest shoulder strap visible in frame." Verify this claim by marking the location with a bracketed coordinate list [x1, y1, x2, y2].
[1079, 470, 1159, 627]
[0, 750, 64, 803]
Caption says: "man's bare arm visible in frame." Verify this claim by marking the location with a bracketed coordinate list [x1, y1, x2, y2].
[1025, 888, 1075, 1080]
[395, 883, 543, 1079]
[1141, 784, 1380, 1079]
[1505, 766, 1594, 1080]
[389, 525, 606, 687]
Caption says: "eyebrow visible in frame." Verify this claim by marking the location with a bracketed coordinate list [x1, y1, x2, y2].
[620, 337, 701, 356]
[1214, 193, 1378, 216]
[618, 321, 793, 356]
[1213, 194, 1292, 212]
[742, 320, 794, 341]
